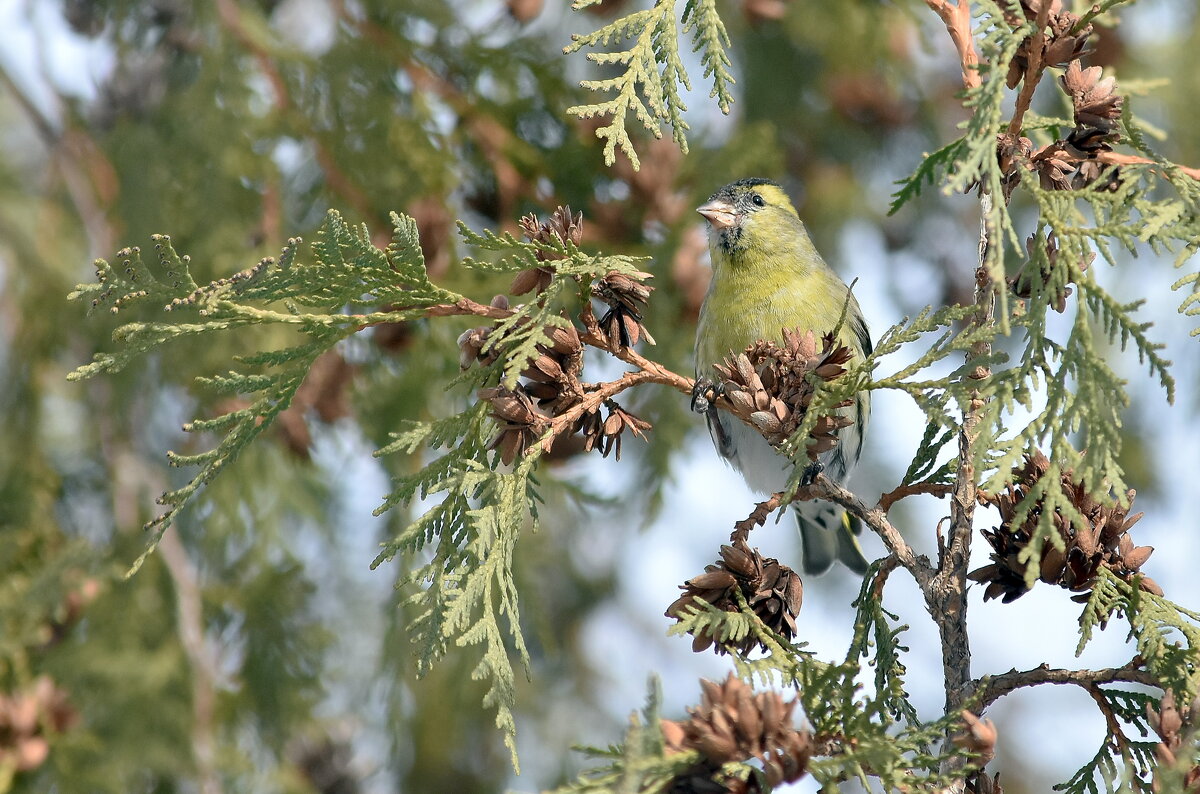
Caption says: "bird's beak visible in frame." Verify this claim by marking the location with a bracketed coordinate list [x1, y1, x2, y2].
[696, 199, 737, 230]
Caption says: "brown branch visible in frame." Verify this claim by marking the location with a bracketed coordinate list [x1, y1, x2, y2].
[801, 475, 935, 587]
[424, 297, 518, 321]
[1096, 150, 1200, 180]
[972, 662, 1159, 710]
[1088, 684, 1133, 756]
[1005, 1, 1051, 136]
[159, 531, 224, 794]
[879, 480, 954, 512]
[601, 341, 695, 397]
[730, 492, 789, 545]
[400, 289, 697, 462]
[930, 185, 998, 793]
[924, 0, 982, 91]
[871, 554, 902, 598]
[541, 365, 689, 444]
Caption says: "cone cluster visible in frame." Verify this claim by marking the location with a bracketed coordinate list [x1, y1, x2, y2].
[661, 675, 811, 792]
[0, 676, 77, 775]
[511, 206, 583, 296]
[710, 329, 853, 460]
[970, 451, 1160, 603]
[1010, 231, 1093, 314]
[667, 541, 803, 655]
[459, 207, 656, 464]
[593, 270, 655, 351]
[997, 1, 1127, 194]
[575, 401, 651, 460]
[1148, 692, 1200, 792]
[1004, 1, 1093, 89]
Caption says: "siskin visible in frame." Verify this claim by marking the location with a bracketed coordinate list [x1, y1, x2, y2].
[693, 178, 871, 575]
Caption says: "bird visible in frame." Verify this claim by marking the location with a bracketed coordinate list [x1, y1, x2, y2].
[692, 177, 871, 576]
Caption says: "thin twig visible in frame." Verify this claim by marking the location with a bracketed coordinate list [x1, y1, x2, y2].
[541, 365, 689, 444]
[412, 294, 697, 456]
[730, 492, 788, 545]
[871, 554, 902, 599]
[1005, 1, 1051, 136]
[1087, 684, 1133, 757]
[971, 662, 1159, 710]
[923, 0, 982, 91]
[879, 480, 954, 512]
[159, 532, 224, 794]
[801, 475, 935, 588]
[1096, 150, 1200, 180]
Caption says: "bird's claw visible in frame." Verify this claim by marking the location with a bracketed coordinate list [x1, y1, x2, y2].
[800, 461, 824, 487]
[691, 376, 722, 415]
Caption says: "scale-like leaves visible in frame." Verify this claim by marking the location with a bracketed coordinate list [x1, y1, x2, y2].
[565, 0, 735, 167]
[68, 211, 464, 573]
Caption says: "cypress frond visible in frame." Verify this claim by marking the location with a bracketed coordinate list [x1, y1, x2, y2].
[565, 0, 727, 167]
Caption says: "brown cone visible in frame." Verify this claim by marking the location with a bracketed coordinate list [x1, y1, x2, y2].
[970, 451, 1159, 603]
[661, 675, 811, 792]
[710, 330, 854, 460]
[667, 541, 803, 655]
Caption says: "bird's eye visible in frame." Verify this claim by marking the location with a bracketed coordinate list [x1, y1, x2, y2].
[751, 193, 765, 207]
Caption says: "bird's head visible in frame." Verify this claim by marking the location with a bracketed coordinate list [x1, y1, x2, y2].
[696, 178, 802, 255]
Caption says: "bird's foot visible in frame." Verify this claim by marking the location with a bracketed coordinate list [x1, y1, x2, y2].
[691, 375, 722, 414]
[800, 461, 824, 487]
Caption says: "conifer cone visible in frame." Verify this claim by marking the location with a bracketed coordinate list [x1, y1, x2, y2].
[573, 400, 652, 460]
[667, 540, 803, 655]
[1010, 232, 1092, 313]
[512, 206, 583, 296]
[1004, 1, 1094, 89]
[1148, 692, 1200, 792]
[593, 269, 655, 350]
[710, 330, 853, 460]
[479, 386, 548, 465]
[0, 676, 77, 774]
[970, 451, 1160, 603]
[661, 675, 811, 792]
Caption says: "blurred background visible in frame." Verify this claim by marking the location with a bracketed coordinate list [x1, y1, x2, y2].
[1, 0, 1197, 791]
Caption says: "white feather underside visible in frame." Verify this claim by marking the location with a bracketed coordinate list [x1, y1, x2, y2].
[708, 411, 868, 575]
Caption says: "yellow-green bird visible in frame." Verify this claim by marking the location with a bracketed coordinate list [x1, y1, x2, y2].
[693, 178, 871, 575]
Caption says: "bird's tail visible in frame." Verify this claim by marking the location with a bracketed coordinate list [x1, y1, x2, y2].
[793, 502, 869, 576]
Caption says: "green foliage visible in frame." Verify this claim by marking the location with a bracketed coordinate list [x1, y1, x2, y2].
[847, 568, 919, 727]
[1087, 573, 1200, 701]
[68, 210, 460, 575]
[564, 0, 735, 167]
[882, 0, 1200, 577]
[1067, 572, 1200, 791]
[889, 137, 968, 215]
[548, 679, 699, 794]
[1053, 687, 1159, 793]
[456, 223, 649, 387]
[682, 0, 735, 113]
[30, 0, 1200, 790]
